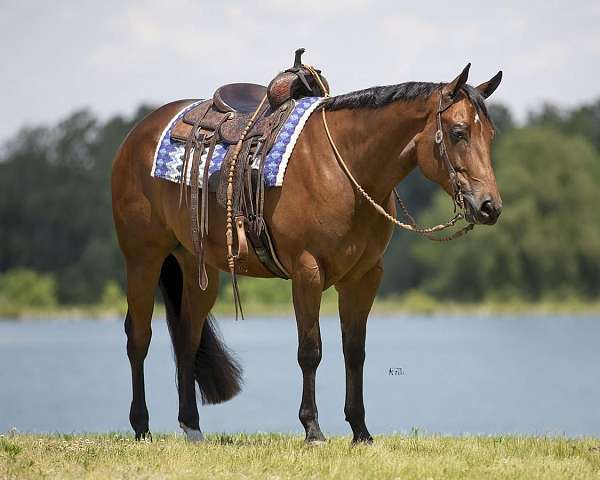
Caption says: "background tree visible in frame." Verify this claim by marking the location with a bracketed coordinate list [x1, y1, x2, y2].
[411, 127, 600, 300]
[1, 98, 599, 305]
[0, 106, 154, 303]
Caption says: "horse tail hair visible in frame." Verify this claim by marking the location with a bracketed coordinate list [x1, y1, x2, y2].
[158, 254, 243, 404]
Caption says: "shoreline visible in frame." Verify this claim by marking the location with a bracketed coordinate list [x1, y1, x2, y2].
[2, 297, 600, 321]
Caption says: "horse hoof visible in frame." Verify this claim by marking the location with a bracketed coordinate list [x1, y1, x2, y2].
[186, 430, 204, 442]
[305, 430, 327, 445]
[135, 431, 152, 442]
[352, 434, 373, 445]
[180, 422, 204, 442]
[305, 439, 327, 446]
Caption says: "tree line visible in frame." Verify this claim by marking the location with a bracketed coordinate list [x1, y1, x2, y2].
[1, 98, 599, 306]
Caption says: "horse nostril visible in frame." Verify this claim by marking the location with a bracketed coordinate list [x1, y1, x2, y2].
[480, 200, 495, 218]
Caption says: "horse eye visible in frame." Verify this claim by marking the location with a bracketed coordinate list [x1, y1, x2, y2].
[450, 125, 469, 143]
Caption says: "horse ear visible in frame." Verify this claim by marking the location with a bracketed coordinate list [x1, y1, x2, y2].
[442, 63, 471, 100]
[476, 71, 503, 98]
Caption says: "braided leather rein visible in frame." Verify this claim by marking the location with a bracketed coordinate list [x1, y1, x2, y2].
[225, 94, 268, 318]
[315, 75, 474, 242]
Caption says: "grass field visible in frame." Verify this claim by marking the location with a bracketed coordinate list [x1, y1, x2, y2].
[1, 433, 599, 479]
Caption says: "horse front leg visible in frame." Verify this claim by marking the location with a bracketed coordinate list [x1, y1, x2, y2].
[292, 251, 326, 443]
[336, 261, 383, 444]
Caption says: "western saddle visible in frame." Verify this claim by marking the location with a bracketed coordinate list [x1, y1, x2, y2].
[213, 83, 267, 113]
[170, 49, 328, 314]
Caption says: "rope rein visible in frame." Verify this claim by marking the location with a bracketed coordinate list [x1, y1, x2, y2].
[224, 66, 474, 310]
[307, 64, 474, 242]
[221, 62, 472, 319]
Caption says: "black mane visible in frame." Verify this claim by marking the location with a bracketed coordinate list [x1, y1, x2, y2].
[319, 81, 491, 120]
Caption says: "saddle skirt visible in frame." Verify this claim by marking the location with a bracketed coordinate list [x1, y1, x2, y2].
[151, 96, 323, 189]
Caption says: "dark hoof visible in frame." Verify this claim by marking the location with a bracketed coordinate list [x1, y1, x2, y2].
[134, 431, 152, 442]
[130, 405, 150, 442]
[352, 433, 373, 445]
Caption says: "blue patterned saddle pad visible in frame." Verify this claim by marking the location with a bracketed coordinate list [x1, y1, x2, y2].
[151, 97, 323, 187]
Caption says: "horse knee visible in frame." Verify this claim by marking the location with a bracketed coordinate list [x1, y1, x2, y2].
[298, 339, 321, 372]
[125, 313, 152, 361]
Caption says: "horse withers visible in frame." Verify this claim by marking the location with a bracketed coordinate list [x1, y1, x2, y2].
[111, 62, 502, 443]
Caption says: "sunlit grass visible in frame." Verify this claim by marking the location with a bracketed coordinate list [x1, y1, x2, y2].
[1, 433, 599, 479]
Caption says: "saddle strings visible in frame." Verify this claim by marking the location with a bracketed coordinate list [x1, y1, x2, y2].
[225, 94, 269, 319]
[308, 64, 474, 242]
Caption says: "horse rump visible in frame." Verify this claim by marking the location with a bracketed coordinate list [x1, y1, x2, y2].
[158, 254, 243, 404]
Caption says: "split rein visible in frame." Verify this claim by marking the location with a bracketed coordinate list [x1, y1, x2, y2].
[312, 67, 474, 242]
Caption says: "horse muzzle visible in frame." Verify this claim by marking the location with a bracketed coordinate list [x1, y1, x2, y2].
[463, 194, 502, 225]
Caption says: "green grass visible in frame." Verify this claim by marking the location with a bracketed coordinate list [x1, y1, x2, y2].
[1, 434, 599, 479]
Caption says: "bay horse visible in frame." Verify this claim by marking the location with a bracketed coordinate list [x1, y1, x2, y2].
[111, 63, 502, 443]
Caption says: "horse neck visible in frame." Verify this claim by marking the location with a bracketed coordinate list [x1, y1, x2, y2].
[323, 98, 432, 203]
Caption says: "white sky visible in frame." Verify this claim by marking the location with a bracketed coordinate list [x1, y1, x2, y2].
[1, 0, 599, 143]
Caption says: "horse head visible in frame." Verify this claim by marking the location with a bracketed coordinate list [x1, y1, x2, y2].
[415, 65, 503, 225]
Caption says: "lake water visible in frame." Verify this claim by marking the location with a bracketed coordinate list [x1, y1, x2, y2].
[0, 314, 598, 437]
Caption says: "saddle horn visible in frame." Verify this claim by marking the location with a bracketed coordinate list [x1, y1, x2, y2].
[287, 47, 312, 93]
[293, 48, 305, 69]
[267, 47, 328, 108]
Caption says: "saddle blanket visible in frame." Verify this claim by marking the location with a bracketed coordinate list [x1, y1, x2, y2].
[151, 96, 323, 187]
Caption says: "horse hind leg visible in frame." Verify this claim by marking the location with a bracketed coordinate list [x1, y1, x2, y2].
[123, 253, 167, 440]
[160, 252, 242, 442]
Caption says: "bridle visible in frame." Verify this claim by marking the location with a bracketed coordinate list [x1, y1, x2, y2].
[435, 91, 467, 213]
[310, 67, 474, 242]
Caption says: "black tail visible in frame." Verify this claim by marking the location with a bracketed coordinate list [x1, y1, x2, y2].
[158, 254, 243, 404]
